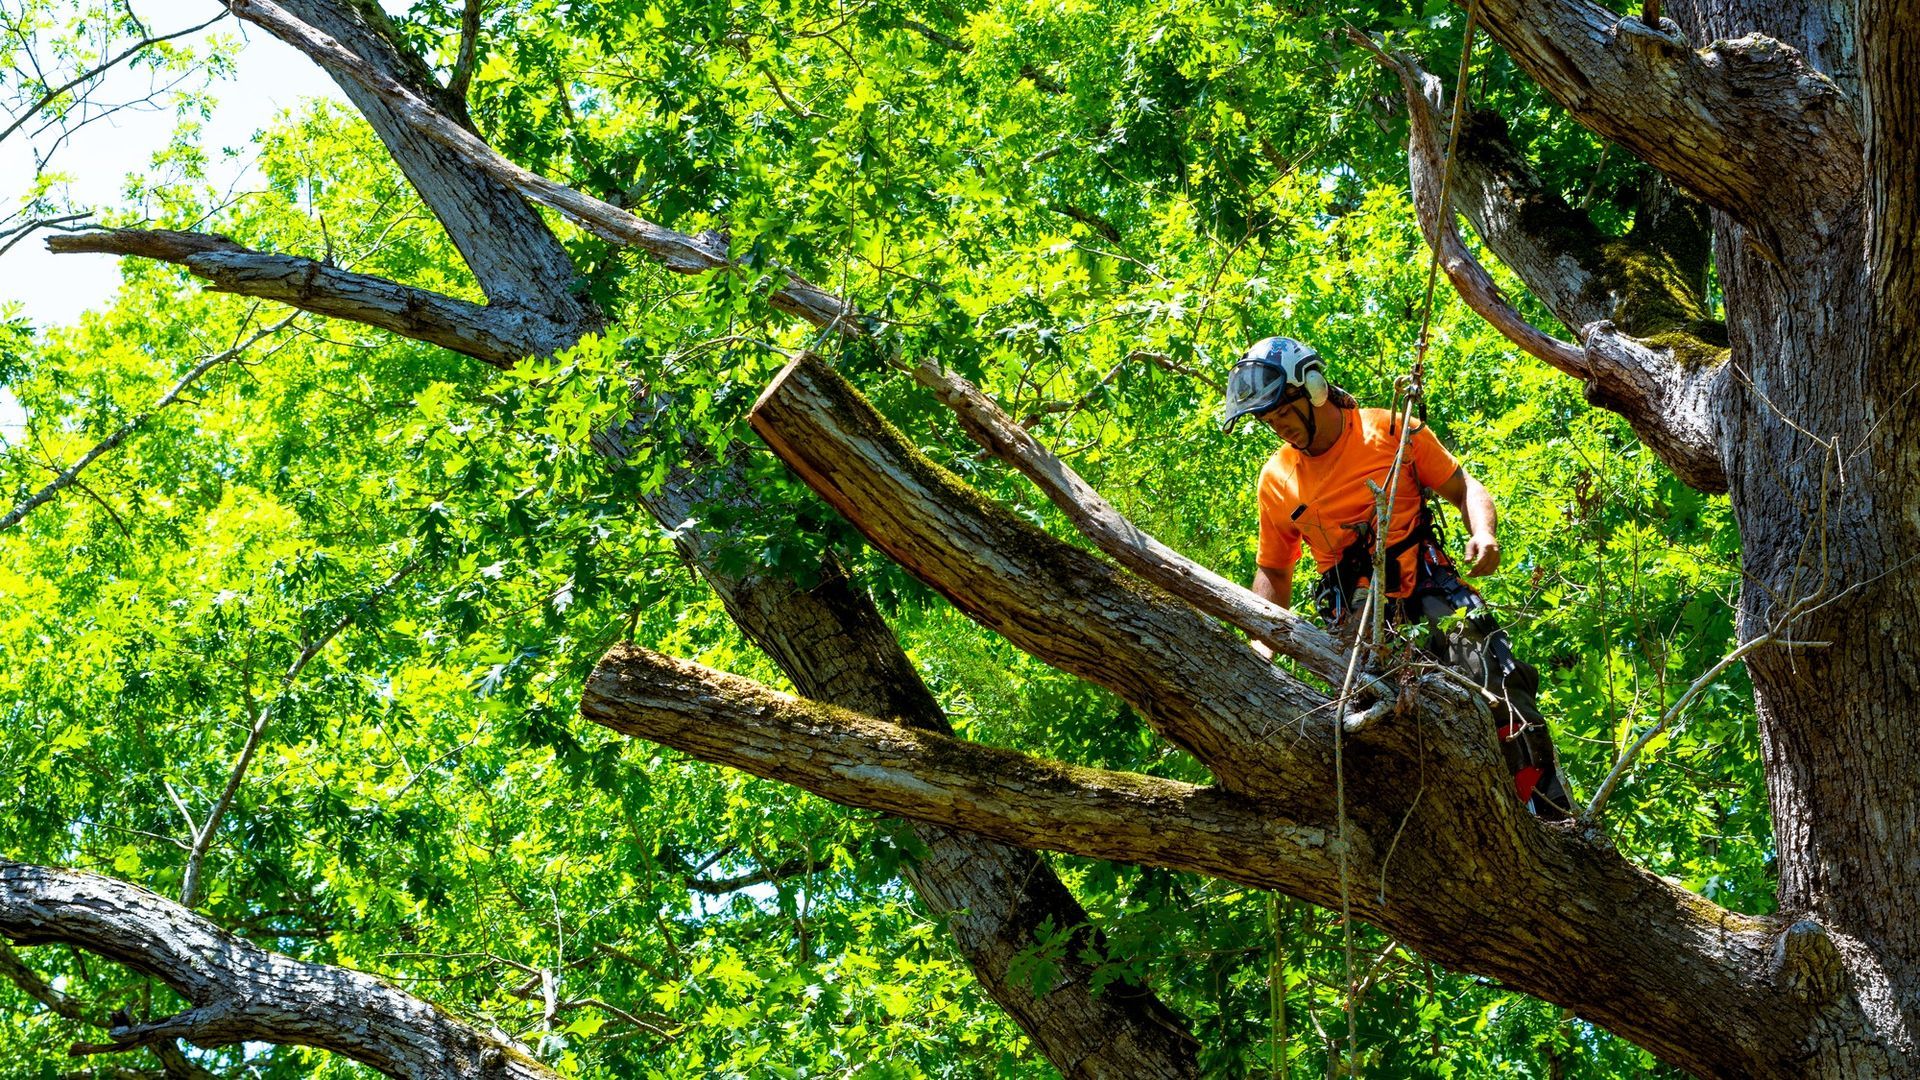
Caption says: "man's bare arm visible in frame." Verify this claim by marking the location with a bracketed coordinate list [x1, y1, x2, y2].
[1434, 466, 1500, 576]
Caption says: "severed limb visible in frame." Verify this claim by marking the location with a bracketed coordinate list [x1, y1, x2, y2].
[0, 860, 557, 1078]
[749, 353, 1340, 793]
[583, 644, 1357, 901]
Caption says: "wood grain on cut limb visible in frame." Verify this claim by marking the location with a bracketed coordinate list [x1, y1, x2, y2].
[0, 860, 558, 1079]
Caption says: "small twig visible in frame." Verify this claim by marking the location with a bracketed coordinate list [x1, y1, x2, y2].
[1585, 633, 1823, 821]
[0, 315, 295, 532]
[178, 559, 419, 907]
[0, 940, 94, 1023]
[0, 211, 94, 258]
[0, 10, 229, 145]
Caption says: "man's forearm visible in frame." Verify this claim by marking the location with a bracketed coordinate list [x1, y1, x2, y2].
[1462, 478, 1498, 540]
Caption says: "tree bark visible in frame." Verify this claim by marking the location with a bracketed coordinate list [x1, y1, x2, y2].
[1408, 0, 1920, 1072]
[0, 860, 556, 1079]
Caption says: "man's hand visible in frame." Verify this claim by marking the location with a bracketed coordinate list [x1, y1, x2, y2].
[1464, 533, 1501, 576]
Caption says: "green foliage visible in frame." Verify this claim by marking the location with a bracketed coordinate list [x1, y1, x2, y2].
[0, 0, 1755, 1076]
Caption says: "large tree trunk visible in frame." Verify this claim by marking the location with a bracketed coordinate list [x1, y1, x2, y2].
[1430, 0, 1920, 1071]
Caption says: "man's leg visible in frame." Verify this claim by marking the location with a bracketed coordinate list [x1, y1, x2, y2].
[1440, 611, 1575, 820]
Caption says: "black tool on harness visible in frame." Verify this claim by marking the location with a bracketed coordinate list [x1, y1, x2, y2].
[1312, 499, 1451, 625]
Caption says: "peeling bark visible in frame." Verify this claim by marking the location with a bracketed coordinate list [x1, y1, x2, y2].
[49, 229, 542, 367]
[0, 860, 556, 1079]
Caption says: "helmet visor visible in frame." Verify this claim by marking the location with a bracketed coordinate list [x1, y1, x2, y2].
[1219, 361, 1296, 432]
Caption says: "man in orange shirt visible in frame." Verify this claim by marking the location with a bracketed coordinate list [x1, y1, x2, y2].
[1223, 336, 1572, 820]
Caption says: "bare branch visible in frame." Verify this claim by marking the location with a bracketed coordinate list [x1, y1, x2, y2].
[0, 11, 229, 146]
[583, 645, 1354, 897]
[0, 860, 557, 1077]
[0, 314, 297, 533]
[0, 211, 93, 259]
[49, 228, 566, 364]
[1586, 633, 1830, 820]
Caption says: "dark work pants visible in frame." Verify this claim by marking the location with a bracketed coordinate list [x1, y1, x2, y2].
[1423, 608, 1574, 820]
[1392, 569, 1574, 821]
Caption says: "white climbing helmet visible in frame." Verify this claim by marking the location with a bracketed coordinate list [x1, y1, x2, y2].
[1219, 336, 1330, 433]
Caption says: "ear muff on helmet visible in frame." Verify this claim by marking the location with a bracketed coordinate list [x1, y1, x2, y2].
[1302, 366, 1330, 408]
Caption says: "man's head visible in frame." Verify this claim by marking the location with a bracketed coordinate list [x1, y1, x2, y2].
[1220, 336, 1347, 450]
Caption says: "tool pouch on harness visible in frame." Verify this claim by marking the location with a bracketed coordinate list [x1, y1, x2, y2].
[1311, 513, 1433, 625]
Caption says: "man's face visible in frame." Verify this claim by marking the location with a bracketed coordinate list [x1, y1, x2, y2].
[1258, 398, 1314, 449]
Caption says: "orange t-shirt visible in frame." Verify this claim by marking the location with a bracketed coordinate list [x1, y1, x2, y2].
[1256, 408, 1461, 597]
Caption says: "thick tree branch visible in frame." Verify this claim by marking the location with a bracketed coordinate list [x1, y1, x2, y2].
[253, 0, 584, 323]
[1368, 41, 1729, 492]
[750, 353, 1344, 793]
[49, 228, 558, 365]
[0, 860, 557, 1078]
[445, 0, 483, 103]
[1466, 0, 1859, 235]
[582, 641, 1831, 1080]
[584, 645, 1355, 899]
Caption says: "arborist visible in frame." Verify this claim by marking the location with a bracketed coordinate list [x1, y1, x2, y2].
[1222, 335, 1573, 820]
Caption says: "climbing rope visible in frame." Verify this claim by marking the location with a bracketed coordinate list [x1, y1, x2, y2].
[1320, 9, 1487, 1077]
